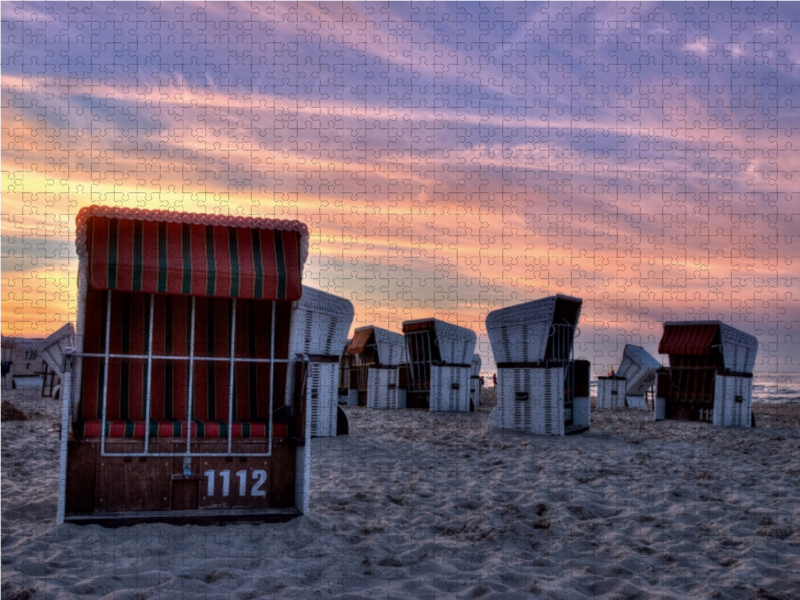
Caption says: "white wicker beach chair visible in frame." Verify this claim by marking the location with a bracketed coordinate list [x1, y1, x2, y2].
[366, 366, 403, 409]
[617, 344, 660, 409]
[290, 286, 355, 357]
[486, 294, 588, 435]
[348, 325, 405, 409]
[288, 286, 354, 436]
[430, 365, 472, 412]
[402, 318, 477, 412]
[597, 376, 627, 409]
[38, 323, 76, 397]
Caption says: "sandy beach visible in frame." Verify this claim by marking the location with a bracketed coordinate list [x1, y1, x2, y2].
[2, 388, 799, 600]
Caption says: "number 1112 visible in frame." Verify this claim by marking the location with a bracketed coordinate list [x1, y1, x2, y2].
[204, 469, 267, 497]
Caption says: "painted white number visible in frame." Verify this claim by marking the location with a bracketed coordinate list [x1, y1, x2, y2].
[251, 470, 267, 497]
[204, 470, 215, 496]
[203, 469, 268, 497]
[237, 470, 247, 496]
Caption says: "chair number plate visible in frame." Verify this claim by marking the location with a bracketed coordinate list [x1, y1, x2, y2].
[203, 469, 267, 497]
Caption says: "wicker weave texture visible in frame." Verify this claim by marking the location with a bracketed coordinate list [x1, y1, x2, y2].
[372, 327, 406, 366]
[718, 324, 758, 373]
[616, 344, 660, 396]
[471, 354, 482, 377]
[366, 367, 401, 409]
[434, 321, 477, 365]
[492, 367, 565, 435]
[486, 294, 582, 364]
[713, 374, 753, 427]
[597, 378, 627, 409]
[429, 365, 472, 412]
[290, 286, 354, 356]
[40, 323, 76, 376]
[307, 362, 339, 437]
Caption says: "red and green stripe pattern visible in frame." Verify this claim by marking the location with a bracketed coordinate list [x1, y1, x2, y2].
[86, 216, 302, 300]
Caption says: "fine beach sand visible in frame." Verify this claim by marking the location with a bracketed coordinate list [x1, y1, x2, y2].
[2, 388, 799, 600]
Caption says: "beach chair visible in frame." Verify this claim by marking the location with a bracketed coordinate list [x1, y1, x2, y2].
[470, 354, 482, 407]
[486, 294, 591, 435]
[597, 344, 660, 410]
[338, 339, 353, 405]
[347, 326, 406, 409]
[39, 324, 76, 398]
[58, 206, 312, 524]
[287, 286, 354, 437]
[654, 321, 757, 427]
[402, 318, 477, 411]
[1, 338, 17, 390]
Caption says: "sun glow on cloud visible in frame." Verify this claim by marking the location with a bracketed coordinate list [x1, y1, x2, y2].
[2, 2, 799, 374]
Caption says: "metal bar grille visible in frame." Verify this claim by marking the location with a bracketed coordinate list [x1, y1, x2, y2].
[405, 330, 432, 392]
[95, 292, 279, 458]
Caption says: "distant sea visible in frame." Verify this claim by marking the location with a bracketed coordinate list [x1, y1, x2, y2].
[752, 373, 800, 404]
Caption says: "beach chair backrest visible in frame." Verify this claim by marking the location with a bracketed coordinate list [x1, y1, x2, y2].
[486, 294, 582, 364]
[290, 286, 354, 357]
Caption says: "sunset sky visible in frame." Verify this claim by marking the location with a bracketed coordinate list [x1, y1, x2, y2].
[2, 2, 799, 377]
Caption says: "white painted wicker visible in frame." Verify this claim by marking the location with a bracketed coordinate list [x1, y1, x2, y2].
[616, 344, 660, 397]
[429, 365, 472, 412]
[40, 323, 76, 377]
[402, 318, 477, 365]
[471, 354, 482, 377]
[486, 294, 583, 364]
[718, 323, 758, 373]
[356, 326, 405, 366]
[491, 367, 565, 435]
[470, 354, 482, 407]
[307, 362, 340, 437]
[597, 377, 627, 409]
[713, 374, 753, 427]
[290, 286, 355, 357]
[337, 342, 351, 405]
[366, 368, 401, 409]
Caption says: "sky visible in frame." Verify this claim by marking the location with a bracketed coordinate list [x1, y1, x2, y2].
[2, 1, 799, 378]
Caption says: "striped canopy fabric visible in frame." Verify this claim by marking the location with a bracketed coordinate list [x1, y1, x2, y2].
[76, 206, 308, 300]
[658, 323, 719, 356]
[346, 328, 374, 356]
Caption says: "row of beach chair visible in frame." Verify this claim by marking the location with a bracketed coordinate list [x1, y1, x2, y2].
[47, 207, 759, 525]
